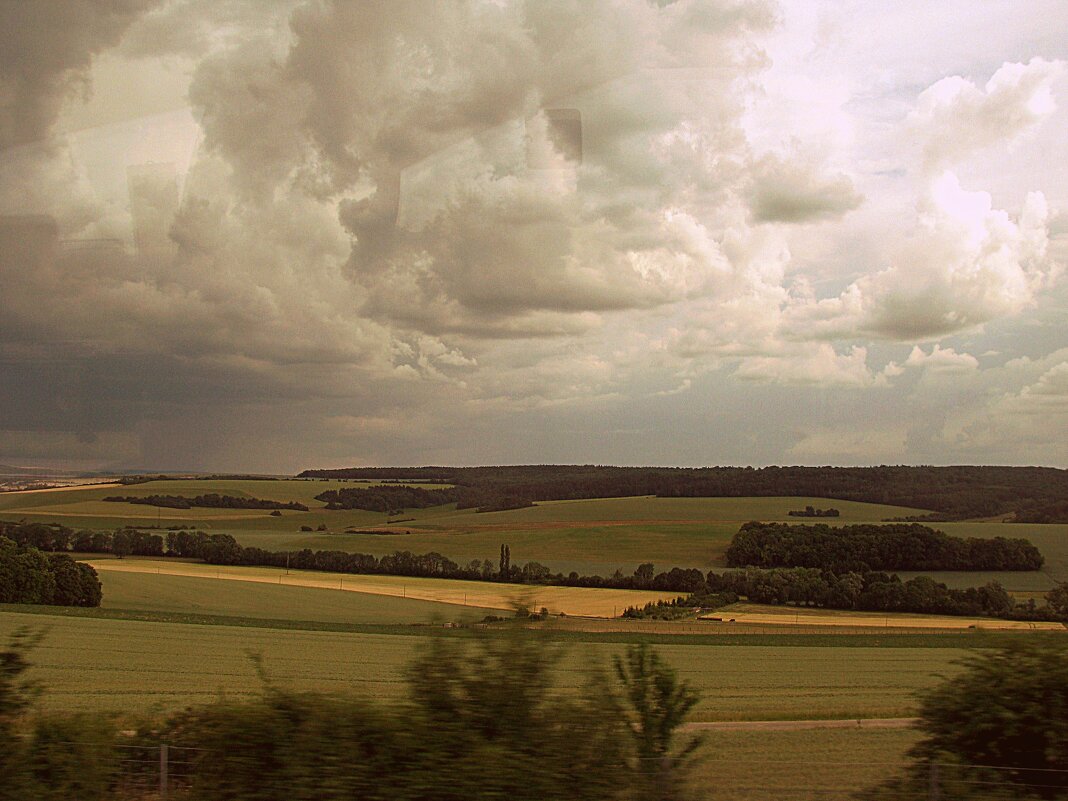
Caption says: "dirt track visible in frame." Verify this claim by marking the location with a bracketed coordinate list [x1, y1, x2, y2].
[681, 718, 918, 732]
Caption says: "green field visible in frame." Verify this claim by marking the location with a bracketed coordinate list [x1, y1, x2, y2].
[98, 569, 502, 624]
[4, 480, 1065, 801]
[0, 609, 966, 721]
[691, 728, 919, 800]
[88, 559, 683, 617]
[5, 483, 1066, 589]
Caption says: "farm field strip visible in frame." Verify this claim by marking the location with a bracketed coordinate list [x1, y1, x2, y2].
[87, 559, 681, 617]
[406, 496, 935, 525]
[5, 483, 1066, 585]
[0, 610, 966, 721]
[703, 604, 1066, 631]
[97, 570, 500, 624]
[690, 728, 920, 801]
[0, 481, 123, 495]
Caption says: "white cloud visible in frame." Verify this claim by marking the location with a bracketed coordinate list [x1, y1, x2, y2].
[902, 344, 979, 374]
[787, 425, 908, 464]
[1001, 361, 1068, 416]
[733, 344, 876, 387]
[782, 171, 1056, 341]
[910, 58, 1065, 170]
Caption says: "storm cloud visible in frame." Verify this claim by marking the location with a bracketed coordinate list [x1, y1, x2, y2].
[0, 0, 1065, 471]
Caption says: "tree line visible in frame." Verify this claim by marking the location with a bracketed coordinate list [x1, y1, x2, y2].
[315, 485, 460, 513]
[5, 520, 1063, 622]
[297, 464, 1068, 520]
[725, 522, 1044, 572]
[2, 521, 166, 558]
[626, 568, 1068, 622]
[185, 534, 1067, 622]
[0, 537, 101, 606]
[1014, 499, 1068, 524]
[103, 494, 309, 511]
[787, 506, 840, 517]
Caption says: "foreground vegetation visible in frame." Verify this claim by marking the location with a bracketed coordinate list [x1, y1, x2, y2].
[3, 622, 1064, 800]
[0, 632, 704, 801]
[0, 608, 975, 720]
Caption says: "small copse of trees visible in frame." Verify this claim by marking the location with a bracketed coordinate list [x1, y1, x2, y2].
[787, 505, 840, 517]
[0, 537, 101, 607]
[726, 522, 1044, 572]
[103, 494, 309, 511]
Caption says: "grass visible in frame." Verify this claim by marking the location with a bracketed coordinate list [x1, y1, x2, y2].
[0, 478, 443, 528]
[225, 522, 745, 576]
[408, 496, 934, 525]
[86, 558, 682, 617]
[689, 728, 919, 800]
[0, 609, 967, 721]
[97, 569, 501, 624]
[4, 482, 1065, 586]
[0, 487, 941, 578]
[708, 602, 1066, 631]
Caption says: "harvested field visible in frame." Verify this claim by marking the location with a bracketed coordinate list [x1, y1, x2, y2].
[98, 569, 501, 624]
[690, 728, 920, 801]
[703, 603, 1066, 630]
[87, 559, 680, 617]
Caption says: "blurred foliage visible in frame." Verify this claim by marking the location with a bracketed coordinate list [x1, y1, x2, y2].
[131, 633, 698, 800]
[865, 638, 1068, 799]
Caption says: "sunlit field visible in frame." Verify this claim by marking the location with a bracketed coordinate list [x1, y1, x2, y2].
[97, 569, 501, 624]
[704, 602, 1065, 630]
[86, 558, 681, 617]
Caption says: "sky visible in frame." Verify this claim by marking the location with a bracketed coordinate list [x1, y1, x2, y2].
[0, 0, 1066, 473]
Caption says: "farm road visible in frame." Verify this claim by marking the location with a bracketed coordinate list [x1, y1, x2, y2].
[682, 718, 918, 732]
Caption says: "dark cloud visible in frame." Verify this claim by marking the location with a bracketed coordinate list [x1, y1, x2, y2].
[748, 155, 863, 223]
[0, 0, 158, 150]
[0, 1, 1064, 471]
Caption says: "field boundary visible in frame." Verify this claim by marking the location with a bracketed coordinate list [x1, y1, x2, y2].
[86, 560, 680, 617]
[682, 717, 918, 732]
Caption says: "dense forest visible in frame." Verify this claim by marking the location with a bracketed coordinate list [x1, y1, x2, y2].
[315, 485, 459, 512]
[1013, 500, 1068, 523]
[725, 522, 1044, 571]
[103, 494, 309, 511]
[297, 465, 1068, 520]
[0, 537, 101, 606]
